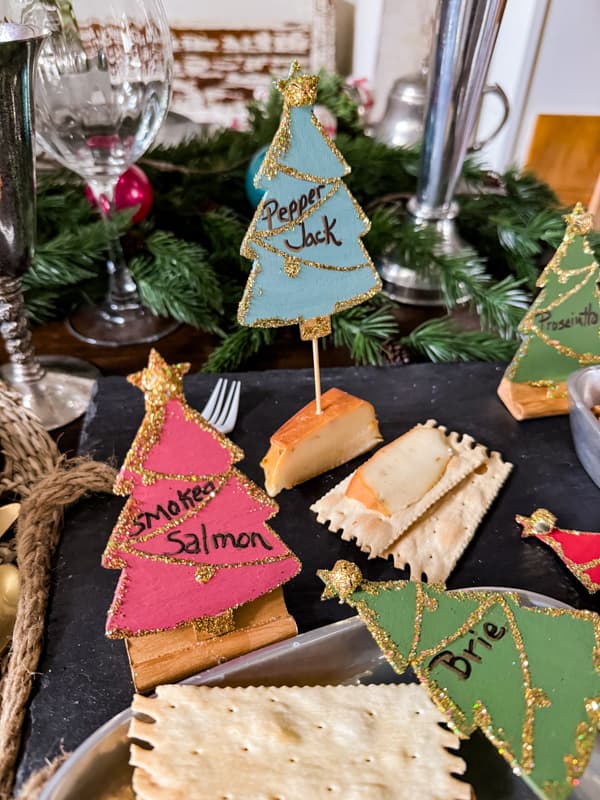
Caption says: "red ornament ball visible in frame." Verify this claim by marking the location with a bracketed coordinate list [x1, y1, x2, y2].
[86, 165, 153, 224]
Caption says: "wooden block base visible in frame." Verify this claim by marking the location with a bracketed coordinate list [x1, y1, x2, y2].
[125, 588, 297, 692]
[497, 376, 568, 421]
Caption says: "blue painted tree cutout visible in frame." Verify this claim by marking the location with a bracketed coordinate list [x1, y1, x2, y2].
[238, 62, 381, 345]
[238, 64, 382, 487]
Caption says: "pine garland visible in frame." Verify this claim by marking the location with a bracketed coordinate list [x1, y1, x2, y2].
[26, 72, 586, 371]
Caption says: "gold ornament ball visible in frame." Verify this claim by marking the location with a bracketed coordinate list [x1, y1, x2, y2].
[0, 563, 19, 654]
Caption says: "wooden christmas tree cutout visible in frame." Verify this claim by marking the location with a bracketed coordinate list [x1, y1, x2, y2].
[498, 202, 600, 420]
[102, 350, 300, 691]
[319, 560, 600, 800]
[518, 508, 600, 593]
[239, 62, 382, 494]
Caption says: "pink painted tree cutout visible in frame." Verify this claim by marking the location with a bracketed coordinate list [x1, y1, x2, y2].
[102, 350, 301, 638]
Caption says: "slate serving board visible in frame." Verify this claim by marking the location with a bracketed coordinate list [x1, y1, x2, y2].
[16, 362, 600, 790]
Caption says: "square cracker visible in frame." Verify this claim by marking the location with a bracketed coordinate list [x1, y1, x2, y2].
[311, 420, 490, 557]
[130, 684, 471, 800]
[380, 450, 512, 582]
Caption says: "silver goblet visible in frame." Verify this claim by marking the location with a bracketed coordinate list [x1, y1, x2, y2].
[0, 22, 99, 430]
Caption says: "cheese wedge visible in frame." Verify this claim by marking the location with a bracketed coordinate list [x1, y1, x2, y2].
[345, 426, 453, 516]
[261, 387, 381, 496]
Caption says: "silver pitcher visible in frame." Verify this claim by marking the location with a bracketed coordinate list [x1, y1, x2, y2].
[374, 64, 509, 152]
[380, 0, 507, 305]
[0, 22, 98, 429]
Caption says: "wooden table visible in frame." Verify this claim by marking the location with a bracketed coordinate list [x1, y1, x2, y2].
[3, 301, 458, 454]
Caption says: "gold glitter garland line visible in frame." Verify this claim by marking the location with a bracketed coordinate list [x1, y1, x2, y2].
[562, 697, 600, 788]
[407, 582, 426, 663]
[410, 592, 541, 772]
[519, 268, 597, 330]
[113, 473, 230, 545]
[251, 181, 341, 239]
[555, 264, 597, 281]
[256, 172, 371, 238]
[499, 596, 551, 773]
[106, 524, 300, 640]
[181, 402, 244, 460]
[258, 104, 292, 180]
[321, 565, 600, 793]
[240, 181, 372, 268]
[471, 702, 521, 775]
[117, 395, 244, 493]
[108, 464, 281, 550]
[270, 162, 341, 185]
[238, 282, 380, 328]
[524, 324, 600, 365]
[310, 111, 351, 175]
[110, 596, 283, 641]
[536, 228, 596, 289]
[252, 171, 372, 238]
[505, 335, 531, 380]
[120, 546, 295, 572]
[136, 468, 228, 485]
[530, 534, 600, 594]
[524, 269, 598, 321]
[246, 236, 374, 272]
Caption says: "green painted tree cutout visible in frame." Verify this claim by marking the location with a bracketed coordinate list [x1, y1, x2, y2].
[506, 203, 600, 385]
[319, 560, 600, 800]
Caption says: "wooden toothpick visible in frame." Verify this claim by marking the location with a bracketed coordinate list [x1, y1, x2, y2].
[312, 338, 322, 414]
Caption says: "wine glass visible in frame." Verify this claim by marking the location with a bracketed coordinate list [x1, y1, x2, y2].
[20, 0, 177, 346]
[0, 21, 103, 431]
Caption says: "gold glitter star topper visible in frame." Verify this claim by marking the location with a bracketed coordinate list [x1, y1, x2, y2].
[277, 60, 319, 107]
[564, 202, 594, 236]
[317, 560, 364, 601]
[128, 349, 190, 405]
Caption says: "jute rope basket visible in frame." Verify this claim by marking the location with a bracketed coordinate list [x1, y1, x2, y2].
[0, 382, 115, 800]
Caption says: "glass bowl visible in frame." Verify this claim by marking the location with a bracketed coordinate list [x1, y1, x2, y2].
[567, 365, 600, 489]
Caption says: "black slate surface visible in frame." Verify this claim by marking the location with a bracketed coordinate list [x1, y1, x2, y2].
[16, 362, 600, 792]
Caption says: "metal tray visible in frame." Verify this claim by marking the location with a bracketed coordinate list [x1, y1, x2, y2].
[40, 588, 600, 800]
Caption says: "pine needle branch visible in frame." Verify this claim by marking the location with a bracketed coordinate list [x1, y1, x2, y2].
[130, 231, 223, 332]
[24, 221, 108, 288]
[401, 317, 518, 363]
[29, 73, 569, 371]
[203, 326, 275, 373]
[435, 251, 530, 337]
[332, 299, 400, 365]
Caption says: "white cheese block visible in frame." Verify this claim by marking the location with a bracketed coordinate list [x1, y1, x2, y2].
[261, 388, 381, 497]
[345, 426, 453, 516]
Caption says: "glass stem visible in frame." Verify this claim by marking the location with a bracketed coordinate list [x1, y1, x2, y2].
[88, 179, 141, 322]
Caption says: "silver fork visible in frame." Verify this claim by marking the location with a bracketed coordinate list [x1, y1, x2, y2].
[200, 378, 241, 434]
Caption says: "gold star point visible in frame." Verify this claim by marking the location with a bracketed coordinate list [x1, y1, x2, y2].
[317, 560, 363, 601]
[128, 349, 190, 399]
[564, 202, 594, 235]
[278, 60, 319, 107]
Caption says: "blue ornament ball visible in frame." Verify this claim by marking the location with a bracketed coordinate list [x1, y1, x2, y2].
[245, 145, 268, 208]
